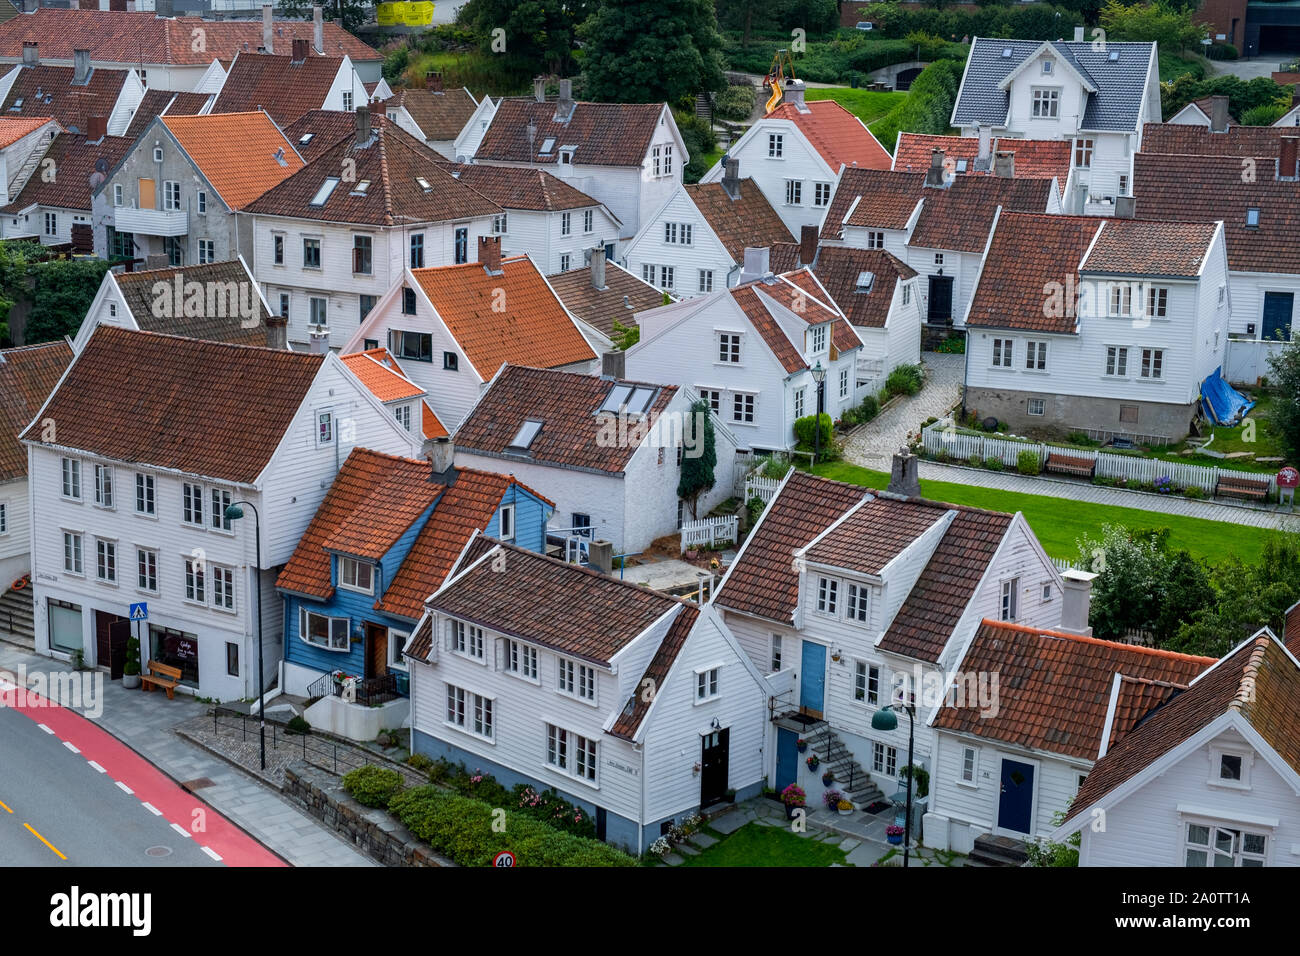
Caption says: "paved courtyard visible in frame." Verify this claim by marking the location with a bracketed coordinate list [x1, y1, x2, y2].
[842, 353, 963, 469]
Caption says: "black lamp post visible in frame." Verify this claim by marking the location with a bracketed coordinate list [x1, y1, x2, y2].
[810, 360, 826, 465]
[225, 500, 265, 771]
[872, 702, 916, 867]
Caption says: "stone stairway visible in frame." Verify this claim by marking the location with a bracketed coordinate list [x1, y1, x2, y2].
[805, 719, 884, 808]
[969, 833, 1029, 867]
[0, 585, 35, 649]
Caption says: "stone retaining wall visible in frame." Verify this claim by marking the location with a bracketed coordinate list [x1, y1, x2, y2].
[283, 762, 454, 867]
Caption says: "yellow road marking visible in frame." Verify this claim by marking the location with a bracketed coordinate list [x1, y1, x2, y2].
[24, 823, 67, 860]
[0, 799, 12, 813]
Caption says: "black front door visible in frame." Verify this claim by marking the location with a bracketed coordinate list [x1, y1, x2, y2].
[700, 728, 729, 807]
[928, 275, 954, 323]
[1262, 292, 1294, 341]
[596, 807, 607, 841]
[108, 619, 131, 680]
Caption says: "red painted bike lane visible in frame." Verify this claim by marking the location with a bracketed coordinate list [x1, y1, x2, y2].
[2, 679, 285, 867]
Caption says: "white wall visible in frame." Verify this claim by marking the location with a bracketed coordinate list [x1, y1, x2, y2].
[624, 186, 736, 296]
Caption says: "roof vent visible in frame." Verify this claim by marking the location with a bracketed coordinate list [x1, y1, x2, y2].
[273, 146, 286, 166]
[1001, 47, 1013, 58]
[1108, 50, 1119, 61]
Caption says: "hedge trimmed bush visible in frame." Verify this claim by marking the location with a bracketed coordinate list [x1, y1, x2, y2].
[794, 412, 833, 448]
[1017, 450, 1040, 476]
[984, 456, 1005, 472]
[858, 394, 880, 421]
[405, 753, 434, 772]
[388, 786, 635, 867]
[714, 83, 756, 121]
[342, 765, 405, 809]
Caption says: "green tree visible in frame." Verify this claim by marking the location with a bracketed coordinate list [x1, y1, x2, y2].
[0, 240, 42, 344]
[1161, 73, 1291, 123]
[24, 258, 111, 344]
[1077, 525, 1171, 641]
[457, 0, 594, 75]
[278, 0, 368, 35]
[677, 399, 717, 519]
[579, 0, 726, 103]
[1268, 332, 1300, 458]
[1100, 0, 1205, 52]
[609, 318, 639, 350]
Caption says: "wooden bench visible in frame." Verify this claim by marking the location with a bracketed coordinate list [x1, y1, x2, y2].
[1045, 452, 1096, 478]
[140, 660, 182, 699]
[1216, 475, 1270, 501]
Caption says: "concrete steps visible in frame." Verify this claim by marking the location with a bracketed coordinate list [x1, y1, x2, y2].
[969, 833, 1028, 867]
[805, 719, 885, 807]
[0, 584, 35, 647]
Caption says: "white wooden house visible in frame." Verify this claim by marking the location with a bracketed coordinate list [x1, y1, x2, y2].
[965, 212, 1230, 442]
[22, 326, 420, 701]
[209, 49, 370, 127]
[383, 84, 479, 159]
[3, 130, 132, 248]
[0, 58, 144, 138]
[451, 94, 497, 162]
[1055, 629, 1300, 867]
[0, 116, 59, 208]
[625, 267, 864, 452]
[405, 534, 769, 852]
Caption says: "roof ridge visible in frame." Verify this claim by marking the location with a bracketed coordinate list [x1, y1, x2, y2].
[476, 538, 691, 606]
[90, 325, 323, 359]
[1229, 637, 1273, 714]
[980, 618, 1218, 664]
[376, 118, 394, 226]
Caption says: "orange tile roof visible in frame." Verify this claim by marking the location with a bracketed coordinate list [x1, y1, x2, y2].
[411, 255, 596, 378]
[162, 111, 303, 210]
[0, 340, 72, 482]
[341, 348, 424, 402]
[422, 401, 447, 440]
[768, 99, 891, 171]
[0, 115, 55, 149]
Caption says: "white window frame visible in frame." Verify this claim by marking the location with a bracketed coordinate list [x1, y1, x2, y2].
[1208, 746, 1253, 790]
[992, 338, 1013, 368]
[1140, 348, 1164, 380]
[113, 183, 123, 206]
[445, 683, 494, 741]
[809, 325, 827, 354]
[196, 190, 207, 215]
[839, 366, 850, 400]
[1027, 398, 1046, 417]
[1000, 578, 1019, 621]
[1031, 87, 1060, 119]
[210, 563, 236, 613]
[317, 410, 334, 446]
[873, 741, 898, 777]
[95, 538, 117, 584]
[136, 547, 158, 593]
[451, 619, 485, 661]
[338, 556, 374, 595]
[0, 501, 5, 535]
[300, 607, 350, 651]
[866, 231, 885, 250]
[769, 634, 783, 673]
[63, 531, 84, 575]
[814, 182, 831, 206]
[94, 464, 114, 508]
[184, 557, 206, 605]
[854, 661, 880, 705]
[387, 628, 410, 672]
[816, 576, 838, 615]
[845, 581, 869, 622]
[1104, 345, 1129, 378]
[181, 482, 204, 526]
[505, 639, 539, 682]
[1147, 286, 1168, 318]
[694, 665, 720, 702]
[135, 473, 155, 515]
[210, 487, 233, 533]
[1183, 820, 1268, 867]
[698, 269, 713, 293]
[718, 332, 742, 364]
[768, 132, 784, 158]
[793, 387, 805, 420]
[162, 180, 181, 211]
[785, 179, 802, 205]
[959, 746, 978, 786]
[61, 458, 82, 501]
[561, 212, 571, 236]
[546, 723, 597, 783]
[732, 391, 755, 424]
[497, 503, 515, 542]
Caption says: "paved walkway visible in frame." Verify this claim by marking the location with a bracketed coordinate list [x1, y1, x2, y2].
[842, 353, 963, 468]
[0, 643, 375, 867]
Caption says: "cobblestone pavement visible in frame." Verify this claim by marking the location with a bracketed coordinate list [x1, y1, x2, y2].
[842, 353, 964, 468]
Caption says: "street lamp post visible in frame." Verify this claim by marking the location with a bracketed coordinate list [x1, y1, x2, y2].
[810, 360, 826, 465]
[871, 702, 916, 867]
[225, 500, 265, 771]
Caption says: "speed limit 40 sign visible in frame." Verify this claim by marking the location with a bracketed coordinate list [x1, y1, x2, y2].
[492, 851, 515, 867]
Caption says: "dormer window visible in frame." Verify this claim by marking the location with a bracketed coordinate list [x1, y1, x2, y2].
[539, 137, 555, 155]
[338, 557, 373, 595]
[1246, 207, 1260, 228]
[309, 177, 339, 206]
[1042, 59, 1053, 74]
[809, 324, 827, 353]
[855, 271, 875, 294]
[560, 148, 574, 165]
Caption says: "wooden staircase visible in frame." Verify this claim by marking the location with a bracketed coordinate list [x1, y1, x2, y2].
[805, 719, 885, 808]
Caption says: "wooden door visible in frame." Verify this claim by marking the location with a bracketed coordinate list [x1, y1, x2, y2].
[700, 729, 730, 807]
[138, 178, 155, 209]
[94, 610, 126, 670]
[366, 622, 388, 680]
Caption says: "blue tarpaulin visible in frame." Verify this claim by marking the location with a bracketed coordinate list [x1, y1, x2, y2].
[1200, 366, 1255, 426]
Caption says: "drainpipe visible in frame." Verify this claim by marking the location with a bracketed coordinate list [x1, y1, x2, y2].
[960, 329, 970, 422]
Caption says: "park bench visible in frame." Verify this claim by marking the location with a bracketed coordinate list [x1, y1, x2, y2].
[1045, 452, 1095, 478]
[1215, 475, 1270, 502]
[140, 659, 182, 699]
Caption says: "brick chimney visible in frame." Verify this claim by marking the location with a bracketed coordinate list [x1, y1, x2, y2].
[265, 314, 288, 350]
[479, 235, 502, 274]
[721, 156, 741, 199]
[925, 147, 947, 187]
[533, 76, 546, 104]
[427, 71, 443, 92]
[313, 5, 324, 55]
[993, 149, 1015, 179]
[146, 253, 169, 270]
[354, 105, 371, 144]
[1209, 95, 1230, 133]
[21, 42, 36, 68]
[1059, 569, 1097, 636]
[1279, 136, 1299, 181]
[589, 245, 606, 289]
[73, 49, 91, 86]
[261, 4, 274, 55]
[1073, 26, 1085, 42]
[798, 224, 818, 267]
[86, 114, 108, 142]
[886, 447, 921, 498]
[291, 37, 310, 63]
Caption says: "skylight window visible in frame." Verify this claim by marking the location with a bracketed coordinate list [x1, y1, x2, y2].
[599, 384, 633, 412]
[416, 176, 432, 191]
[1002, 47, 1013, 58]
[10, 98, 22, 110]
[955, 158, 968, 172]
[508, 420, 544, 450]
[351, 179, 371, 196]
[539, 137, 555, 154]
[298, 132, 314, 146]
[309, 177, 340, 206]
[1246, 207, 1260, 227]
[1108, 50, 1119, 61]
[855, 271, 875, 293]
[598, 382, 657, 415]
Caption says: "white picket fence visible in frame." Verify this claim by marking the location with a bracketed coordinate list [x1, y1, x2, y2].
[744, 474, 783, 506]
[922, 422, 1277, 497]
[680, 515, 739, 551]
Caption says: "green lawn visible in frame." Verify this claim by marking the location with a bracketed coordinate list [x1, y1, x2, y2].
[806, 87, 908, 125]
[1151, 396, 1285, 474]
[680, 822, 847, 867]
[809, 461, 1270, 565]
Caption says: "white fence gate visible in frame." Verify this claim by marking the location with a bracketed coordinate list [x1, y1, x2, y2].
[680, 515, 739, 551]
[744, 474, 782, 505]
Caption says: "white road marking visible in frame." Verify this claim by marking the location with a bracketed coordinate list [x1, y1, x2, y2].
[62, 741, 79, 754]
[170, 823, 191, 839]
[201, 846, 222, 861]
[87, 760, 106, 773]
[141, 802, 162, 816]
[116, 781, 134, 795]
[37, 724, 54, 735]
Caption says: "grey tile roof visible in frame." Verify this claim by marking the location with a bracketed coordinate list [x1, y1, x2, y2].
[952, 38, 1154, 133]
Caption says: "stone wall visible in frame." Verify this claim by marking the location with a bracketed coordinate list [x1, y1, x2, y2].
[283, 762, 454, 867]
[964, 386, 1197, 443]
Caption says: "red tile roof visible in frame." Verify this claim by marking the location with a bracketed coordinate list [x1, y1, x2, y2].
[821, 167, 923, 238]
[210, 51, 345, 126]
[341, 348, 424, 402]
[390, 86, 477, 141]
[547, 261, 665, 336]
[610, 605, 698, 740]
[796, 246, 916, 329]
[768, 99, 891, 171]
[280, 109, 358, 162]
[447, 162, 603, 212]
[1064, 634, 1300, 823]
[893, 133, 1071, 195]
[124, 88, 211, 140]
[421, 401, 447, 440]
[908, 175, 1058, 253]
[935, 620, 1213, 759]
[0, 115, 55, 149]
[0, 340, 72, 482]
[111, 259, 270, 346]
[1139, 123, 1300, 160]
[410, 256, 596, 378]
[429, 537, 684, 666]
[728, 272, 858, 375]
[453, 364, 677, 474]
[475, 98, 666, 167]
[22, 326, 322, 484]
[0, 63, 129, 132]
[242, 116, 499, 226]
[803, 496, 947, 575]
[162, 111, 303, 210]
[1082, 218, 1218, 278]
[966, 212, 1103, 334]
[2, 131, 131, 213]
[685, 178, 795, 261]
[0, 9, 381, 65]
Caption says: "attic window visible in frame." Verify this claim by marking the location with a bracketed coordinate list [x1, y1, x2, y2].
[1001, 47, 1013, 58]
[599, 383, 657, 416]
[855, 271, 875, 293]
[309, 177, 340, 206]
[1042, 60, 1053, 74]
[351, 179, 371, 196]
[1246, 207, 1260, 228]
[955, 158, 968, 172]
[508, 420, 544, 450]
[539, 137, 555, 154]
[416, 176, 432, 191]
[298, 132, 314, 146]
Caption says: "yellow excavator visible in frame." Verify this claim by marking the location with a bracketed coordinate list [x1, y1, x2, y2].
[762, 49, 798, 114]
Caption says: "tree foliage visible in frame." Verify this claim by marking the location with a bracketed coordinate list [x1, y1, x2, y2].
[869, 58, 964, 152]
[0, 240, 44, 344]
[1161, 73, 1292, 123]
[1269, 334, 1300, 458]
[279, 0, 368, 35]
[24, 258, 111, 345]
[1099, 0, 1205, 52]
[677, 399, 717, 519]
[456, 0, 594, 75]
[579, 0, 726, 103]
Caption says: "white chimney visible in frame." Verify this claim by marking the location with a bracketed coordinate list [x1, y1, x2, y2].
[308, 327, 330, 355]
[977, 124, 992, 165]
[313, 5, 324, 55]
[1073, 26, 1085, 42]
[590, 245, 606, 290]
[783, 78, 809, 112]
[262, 4, 274, 55]
[740, 247, 770, 283]
[423, 436, 455, 481]
[1059, 569, 1097, 636]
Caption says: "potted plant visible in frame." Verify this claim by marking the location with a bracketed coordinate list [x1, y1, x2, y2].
[796, 738, 808, 753]
[886, 824, 905, 845]
[822, 769, 835, 787]
[837, 799, 855, 817]
[780, 784, 806, 819]
[725, 788, 736, 804]
[122, 635, 142, 690]
[822, 788, 842, 810]
[806, 754, 820, 772]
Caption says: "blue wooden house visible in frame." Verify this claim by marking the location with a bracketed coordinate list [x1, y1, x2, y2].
[276, 445, 552, 699]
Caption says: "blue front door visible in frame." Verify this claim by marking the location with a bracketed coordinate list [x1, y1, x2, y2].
[775, 728, 798, 793]
[800, 641, 826, 715]
[1263, 292, 1294, 341]
[997, 759, 1036, 835]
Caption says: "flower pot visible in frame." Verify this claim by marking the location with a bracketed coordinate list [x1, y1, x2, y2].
[887, 833, 903, 845]
[122, 673, 141, 690]
[838, 806, 854, 817]
[822, 772, 834, 787]
[796, 740, 807, 753]
[784, 803, 803, 820]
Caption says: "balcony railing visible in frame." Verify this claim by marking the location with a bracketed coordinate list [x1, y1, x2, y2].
[115, 206, 189, 237]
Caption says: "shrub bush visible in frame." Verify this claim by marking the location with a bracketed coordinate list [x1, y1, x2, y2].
[886, 364, 924, 397]
[794, 412, 834, 448]
[841, 407, 860, 427]
[746, 495, 765, 527]
[714, 82, 756, 121]
[1017, 450, 1040, 475]
[405, 753, 434, 772]
[1242, 102, 1290, 126]
[388, 787, 635, 867]
[858, 394, 880, 422]
[936, 333, 966, 354]
[286, 715, 311, 735]
[1206, 42, 1238, 60]
[968, 454, 983, 468]
[342, 765, 405, 809]
[1184, 485, 1206, 499]
[984, 456, 1005, 472]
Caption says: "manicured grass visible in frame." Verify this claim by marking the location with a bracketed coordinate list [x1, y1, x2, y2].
[679, 822, 847, 867]
[808, 461, 1269, 565]
[805, 87, 908, 125]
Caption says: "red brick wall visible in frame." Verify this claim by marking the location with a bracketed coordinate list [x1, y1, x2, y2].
[1196, 0, 1249, 46]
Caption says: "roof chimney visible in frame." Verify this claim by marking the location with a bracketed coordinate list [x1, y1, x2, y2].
[309, 327, 331, 354]
[977, 124, 992, 167]
[261, 5, 274, 55]
[601, 349, 625, 380]
[588, 539, 613, 576]
[798, 224, 818, 266]
[86, 114, 107, 143]
[73, 49, 91, 86]
[479, 235, 502, 275]
[925, 147, 947, 187]
[292, 37, 309, 63]
[886, 447, 921, 498]
[1115, 195, 1136, 218]
[993, 149, 1014, 179]
[533, 76, 546, 104]
[740, 247, 770, 282]
[313, 5, 324, 55]
[1073, 26, 1085, 42]
[783, 78, 808, 112]
[423, 436, 456, 484]
[721, 156, 741, 199]
[266, 314, 287, 350]
[1059, 569, 1097, 636]
[21, 42, 36, 67]
[589, 244, 606, 289]
[354, 105, 371, 144]
[555, 78, 575, 122]
[427, 71, 443, 92]
[1209, 95, 1230, 133]
[1279, 136, 1299, 181]
[145, 253, 169, 270]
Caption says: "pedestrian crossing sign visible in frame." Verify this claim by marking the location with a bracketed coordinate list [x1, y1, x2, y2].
[129, 602, 148, 621]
